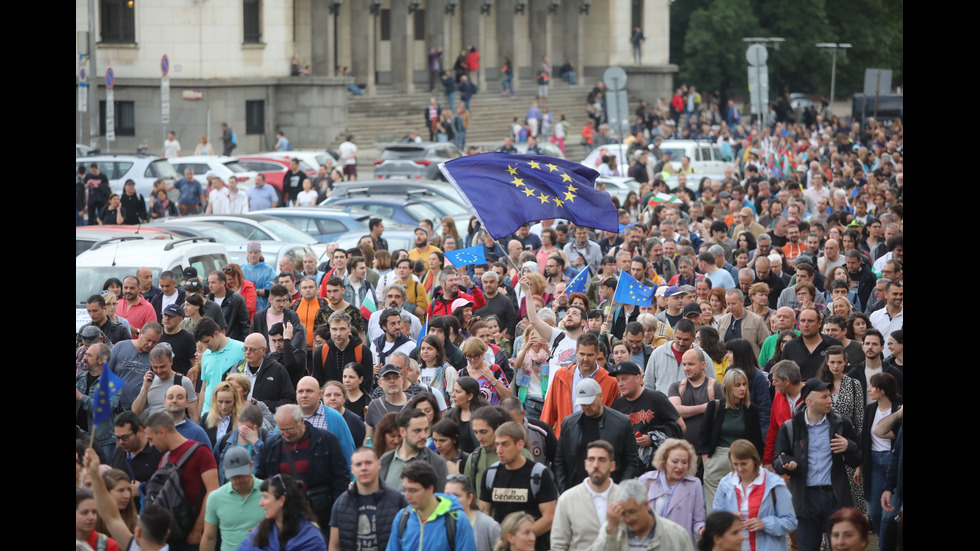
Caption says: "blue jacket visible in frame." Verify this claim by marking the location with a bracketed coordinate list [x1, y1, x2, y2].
[238, 518, 326, 551]
[385, 494, 477, 551]
[713, 470, 797, 551]
[243, 261, 277, 310]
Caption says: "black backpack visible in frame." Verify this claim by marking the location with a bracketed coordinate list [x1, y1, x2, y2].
[144, 441, 205, 543]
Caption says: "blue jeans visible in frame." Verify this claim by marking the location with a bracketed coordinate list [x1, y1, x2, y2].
[633, 44, 642, 64]
[437, 133, 448, 143]
[447, 91, 457, 113]
[464, 97, 472, 111]
[502, 75, 514, 95]
[565, 70, 577, 85]
[867, 450, 891, 543]
[454, 131, 466, 149]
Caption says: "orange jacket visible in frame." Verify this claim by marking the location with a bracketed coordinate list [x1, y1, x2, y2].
[540, 363, 619, 438]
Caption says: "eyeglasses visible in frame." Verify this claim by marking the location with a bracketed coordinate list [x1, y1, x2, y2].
[464, 354, 482, 361]
[243, 346, 265, 353]
[446, 474, 469, 482]
[115, 431, 136, 443]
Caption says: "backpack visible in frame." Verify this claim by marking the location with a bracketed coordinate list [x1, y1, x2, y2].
[397, 505, 460, 551]
[144, 441, 205, 543]
[546, 332, 566, 363]
[484, 460, 548, 500]
[677, 377, 716, 400]
[319, 342, 364, 369]
[231, 130, 237, 145]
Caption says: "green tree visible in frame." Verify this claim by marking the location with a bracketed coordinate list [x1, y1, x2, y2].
[679, 0, 762, 101]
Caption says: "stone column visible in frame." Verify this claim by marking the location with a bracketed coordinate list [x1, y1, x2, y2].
[460, 0, 485, 87]
[426, 0, 448, 92]
[529, 0, 552, 81]
[561, 0, 582, 85]
[390, 0, 415, 94]
[311, 0, 332, 76]
[350, 0, 377, 94]
[496, 0, 517, 90]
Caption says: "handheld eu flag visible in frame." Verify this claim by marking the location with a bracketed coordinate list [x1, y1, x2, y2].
[445, 245, 487, 267]
[565, 267, 589, 295]
[613, 271, 654, 307]
[438, 152, 619, 240]
[93, 363, 125, 425]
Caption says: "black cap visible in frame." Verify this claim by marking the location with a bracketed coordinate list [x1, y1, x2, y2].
[183, 267, 198, 280]
[682, 302, 702, 318]
[801, 378, 831, 401]
[163, 304, 184, 318]
[608, 361, 643, 376]
[379, 364, 402, 377]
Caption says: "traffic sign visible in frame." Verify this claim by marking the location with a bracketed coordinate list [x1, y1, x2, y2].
[602, 66, 628, 91]
[746, 44, 768, 66]
[79, 67, 87, 82]
[161, 55, 170, 77]
[106, 68, 115, 90]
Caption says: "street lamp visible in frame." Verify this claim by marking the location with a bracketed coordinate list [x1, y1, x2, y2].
[815, 42, 851, 115]
[480, 0, 493, 15]
[369, 0, 382, 15]
[329, 0, 342, 14]
[580, 0, 592, 14]
[445, 0, 458, 15]
[515, 0, 527, 14]
[548, 0, 560, 14]
[408, 0, 421, 14]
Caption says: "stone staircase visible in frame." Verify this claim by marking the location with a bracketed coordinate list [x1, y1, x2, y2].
[332, 79, 598, 154]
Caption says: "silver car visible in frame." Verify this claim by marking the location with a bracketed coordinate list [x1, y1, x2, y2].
[373, 143, 462, 180]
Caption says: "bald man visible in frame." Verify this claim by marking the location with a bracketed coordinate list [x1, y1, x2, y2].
[757, 307, 800, 366]
[223, 333, 295, 412]
[295, 376, 358, 460]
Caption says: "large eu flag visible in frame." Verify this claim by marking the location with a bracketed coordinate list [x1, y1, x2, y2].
[439, 152, 619, 240]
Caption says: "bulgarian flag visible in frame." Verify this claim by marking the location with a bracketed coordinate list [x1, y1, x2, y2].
[649, 192, 682, 207]
[359, 291, 377, 320]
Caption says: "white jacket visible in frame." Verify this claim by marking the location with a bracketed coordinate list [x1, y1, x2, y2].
[551, 481, 618, 551]
[589, 513, 694, 551]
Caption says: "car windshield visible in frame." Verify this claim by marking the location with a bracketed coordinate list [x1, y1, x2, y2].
[422, 197, 468, 216]
[660, 147, 686, 163]
[403, 202, 443, 222]
[379, 147, 426, 160]
[167, 224, 248, 244]
[76, 267, 161, 306]
[223, 161, 249, 173]
[145, 160, 180, 179]
[261, 219, 318, 244]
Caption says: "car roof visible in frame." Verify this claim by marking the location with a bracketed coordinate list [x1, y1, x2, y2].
[76, 237, 226, 265]
[171, 155, 238, 163]
[78, 154, 163, 162]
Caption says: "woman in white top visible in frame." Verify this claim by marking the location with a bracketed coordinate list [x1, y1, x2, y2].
[295, 179, 319, 206]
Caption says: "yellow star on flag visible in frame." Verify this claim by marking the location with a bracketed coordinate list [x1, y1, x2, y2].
[566, 184, 579, 193]
[554, 198, 565, 208]
[522, 187, 536, 197]
[537, 192, 550, 204]
[527, 160, 541, 170]
[563, 191, 576, 203]
[506, 165, 518, 175]
[546, 163, 559, 172]
[561, 172, 572, 183]
[511, 177, 525, 188]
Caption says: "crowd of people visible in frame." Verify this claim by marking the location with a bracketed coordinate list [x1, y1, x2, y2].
[77, 110, 902, 551]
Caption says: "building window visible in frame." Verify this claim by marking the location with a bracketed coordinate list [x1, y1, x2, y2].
[244, 0, 262, 43]
[99, 101, 136, 136]
[246, 100, 265, 135]
[380, 9, 391, 41]
[413, 9, 425, 41]
[100, 0, 136, 44]
[631, 0, 642, 31]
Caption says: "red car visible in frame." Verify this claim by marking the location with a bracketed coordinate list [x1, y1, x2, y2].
[237, 156, 317, 192]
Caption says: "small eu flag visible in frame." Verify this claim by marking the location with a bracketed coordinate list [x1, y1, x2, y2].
[93, 363, 124, 425]
[439, 152, 619, 240]
[445, 245, 487, 267]
[613, 271, 655, 307]
[565, 267, 589, 295]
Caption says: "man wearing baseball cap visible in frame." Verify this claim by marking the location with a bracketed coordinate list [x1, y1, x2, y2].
[551, 379, 642, 493]
[242, 242, 277, 311]
[772, 378, 861, 551]
[201, 447, 265, 551]
[159, 303, 197, 375]
[609, 361, 683, 470]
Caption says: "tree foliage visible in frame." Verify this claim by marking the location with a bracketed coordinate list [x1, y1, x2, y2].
[671, 0, 903, 99]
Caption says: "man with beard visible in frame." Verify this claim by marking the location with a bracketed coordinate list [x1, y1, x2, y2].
[318, 276, 367, 341]
[118, 276, 157, 335]
[426, 270, 485, 318]
[368, 283, 422, 341]
[408, 227, 442, 263]
[551, 440, 620, 551]
[312, 311, 373, 392]
[474, 271, 518, 340]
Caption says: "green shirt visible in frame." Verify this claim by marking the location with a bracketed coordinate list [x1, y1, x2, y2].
[204, 476, 265, 551]
[758, 330, 801, 366]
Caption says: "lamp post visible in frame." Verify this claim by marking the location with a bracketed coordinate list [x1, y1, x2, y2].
[815, 42, 851, 115]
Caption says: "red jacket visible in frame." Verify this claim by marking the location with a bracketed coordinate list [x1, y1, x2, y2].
[540, 363, 619, 438]
[427, 288, 486, 319]
[466, 50, 480, 72]
[764, 390, 800, 464]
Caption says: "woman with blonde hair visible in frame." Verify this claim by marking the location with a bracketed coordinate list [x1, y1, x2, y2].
[96, 469, 139, 534]
[225, 372, 276, 431]
[698, 369, 764, 512]
[746, 282, 772, 323]
[193, 134, 215, 155]
[204, 380, 243, 446]
[460, 337, 511, 405]
[494, 512, 536, 551]
[442, 216, 461, 242]
[638, 438, 706, 547]
[223, 263, 257, 321]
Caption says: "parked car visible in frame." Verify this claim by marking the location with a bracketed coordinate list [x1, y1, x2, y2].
[76, 143, 99, 157]
[169, 155, 257, 189]
[75, 237, 228, 330]
[77, 154, 181, 206]
[595, 176, 639, 205]
[322, 194, 470, 235]
[157, 214, 329, 258]
[329, 180, 467, 208]
[76, 225, 175, 256]
[373, 143, 462, 180]
[224, 242, 316, 269]
[581, 144, 631, 176]
[656, 140, 733, 174]
[252, 206, 411, 243]
[515, 142, 566, 159]
[251, 150, 337, 172]
[237, 156, 316, 193]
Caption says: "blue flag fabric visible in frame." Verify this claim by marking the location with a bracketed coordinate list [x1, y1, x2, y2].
[445, 245, 487, 267]
[565, 267, 589, 295]
[93, 363, 125, 425]
[416, 319, 427, 347]
[613, 271, 655, 307]
[439, 152, 619, 240]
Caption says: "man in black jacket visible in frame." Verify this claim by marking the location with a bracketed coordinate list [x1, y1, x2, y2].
[250, 284, 307, 357]
[772, 379, 861, 551]
[268, 322, 308, 388]
[207, 270, 250, 341]
[256, 405, 349, 531]
[224, 333, 295, 412]
[330, 447, 407, 551]
[552, 379, 642, 492]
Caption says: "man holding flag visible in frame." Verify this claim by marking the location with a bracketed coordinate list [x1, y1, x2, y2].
[77, 344, 120, 459]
